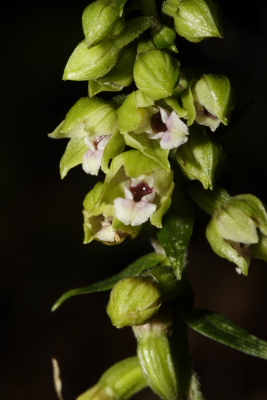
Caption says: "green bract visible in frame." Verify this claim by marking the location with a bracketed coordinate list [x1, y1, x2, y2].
[182, 74, 235, 131]
[82, 0, 126, 48]
[163, 0, 224, 43]
[176, 125, 225, 189]
[134, 50, 180, 100]
[107, 276, 162, 328]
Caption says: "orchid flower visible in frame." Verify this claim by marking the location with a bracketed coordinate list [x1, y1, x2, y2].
[114, 174, 157, 226]
[82, 135, 111, 175]
[149, 107, 189, 150]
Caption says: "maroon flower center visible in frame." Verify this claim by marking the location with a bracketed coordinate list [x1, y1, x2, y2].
[94, 135, 106, 147]
[151, 112, 167, 133]
[130, 182, 154, 202]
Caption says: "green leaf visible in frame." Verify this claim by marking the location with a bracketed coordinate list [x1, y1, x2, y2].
[52, 253, 167, 311]
[158, 189, 194, 279]
[181, 309, 267, 359]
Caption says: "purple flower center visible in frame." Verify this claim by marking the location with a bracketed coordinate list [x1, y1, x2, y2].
[94, 135, 106, 147]
[151, 112, 167, 133]
[130, 182, 154, 202]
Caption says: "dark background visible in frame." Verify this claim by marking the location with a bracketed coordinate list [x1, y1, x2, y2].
[2, 1, 267, 399]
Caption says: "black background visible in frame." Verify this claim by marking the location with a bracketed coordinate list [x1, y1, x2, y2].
[2, 1, 267, 399]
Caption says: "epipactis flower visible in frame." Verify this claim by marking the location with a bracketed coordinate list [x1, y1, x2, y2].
[49, 97, 124, 177]
[149, 107, 189, 149]
[105, 151, 174, 229]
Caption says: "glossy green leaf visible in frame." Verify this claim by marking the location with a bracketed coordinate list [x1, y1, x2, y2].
[52, 253, 167, 311]
[158, 189, 194, 279]
[182, 309, 267, 359]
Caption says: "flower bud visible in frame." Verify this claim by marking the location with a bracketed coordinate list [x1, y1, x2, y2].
[134, 50, 180, 100]
[107, 276, 162, 328]
[164, 0, 224, 43]
[82, 0, 126, 48]
[133, 307, 191, 400]
[76, 357, 147, 400]
[176, 125, 225, 189]
[64, 17, 156, 81]
[88, 44, 136, 97]
[206, 193, 267, 275]
[151, 25, 178, 53]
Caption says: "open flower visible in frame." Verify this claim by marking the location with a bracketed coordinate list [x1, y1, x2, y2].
[82, 135, 111, 175]
[149, 107, 189, 149]
[114, 174, 157, 226]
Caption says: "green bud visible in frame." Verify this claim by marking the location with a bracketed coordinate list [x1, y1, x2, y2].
[169, 0, 224, 43]
[152, 25, 178, 52]
[133, 307, 191, 400]
[134, 50, 180, 100]
[76, 357, 147, 400]
[176, 125, 225, 189]
[88, 44, 136, 97]
[64, 17, 156, 81]
[107, 276, 162, 328]
[82, 0, 126, 48]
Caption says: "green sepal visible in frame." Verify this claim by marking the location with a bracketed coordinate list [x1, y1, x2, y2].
[162, 0, 181, 17]
[181, 309, 267, 360]
[150, 168, 174, 228]
[152, 25, 178, 53]
[76, 357, 147, 400]
[173, 0, 224, 43]
[59, 137, 88, 178]
[88, 44, 136, 97]
[83, 182, 105, 213]
[176, 125, 225, 189]
[82, 0, 127, 48]
[206, 216, 250, 275]
[181, 80, 197, 126]
[101, 130, 125, 173]
[124, 132, 170, 171]
[163, 96, 187, 118]
[64, 17, 156, 81]
[51, 253, 168, 311]
[107, 150, 161, 181]
[134, 50, 180, 100]
[60, 97, 118, 136]
[193, 74, 235, 130]
[158, 189, 194, 279]
[117, 90, 154, 134]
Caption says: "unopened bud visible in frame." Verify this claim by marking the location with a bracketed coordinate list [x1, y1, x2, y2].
[134, 50, 180, 100]
[82, 0, 126, 48]
[165, 0, 224, 43]
[107, 276, 162, 328]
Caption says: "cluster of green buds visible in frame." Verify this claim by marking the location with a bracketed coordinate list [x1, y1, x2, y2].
[50, 0, 236, 246]
[50, 1, 267, 400]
